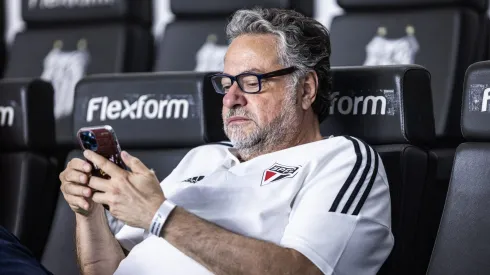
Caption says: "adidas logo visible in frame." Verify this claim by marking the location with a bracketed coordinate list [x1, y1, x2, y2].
[182, 176, 205, 184]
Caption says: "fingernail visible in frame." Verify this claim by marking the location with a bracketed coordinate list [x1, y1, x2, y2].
[84, 203, 89, 210]
[83, 150, 89, 157]
[79, 175, 86, 183]
[122, 151, 129, 158]
[84, 189, 90, 197]
[83, 164, 91, 172]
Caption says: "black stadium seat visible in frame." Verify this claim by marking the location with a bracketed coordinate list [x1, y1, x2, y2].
[155, 0, 313, 72]
[329, 1, 488, 272]
[41, 72, 226, 274]
[5, 0, 154, 147]
[0, 79, 57, 260]
[426, 61, 490, 275]
[72, 73, 225, 149]
[331, 0, 487, 144]
[321, 65, 436, 275]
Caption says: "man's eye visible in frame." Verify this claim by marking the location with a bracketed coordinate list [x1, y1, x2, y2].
[244, 82, 259, 87]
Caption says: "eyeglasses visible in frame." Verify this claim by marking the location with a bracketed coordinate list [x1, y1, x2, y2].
[210, 66, 297, 94]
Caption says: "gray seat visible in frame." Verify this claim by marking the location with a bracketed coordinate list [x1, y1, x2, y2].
[426, 60, 490, 275]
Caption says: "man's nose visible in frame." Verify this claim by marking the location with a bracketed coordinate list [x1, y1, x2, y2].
[223, 82, 247, 108]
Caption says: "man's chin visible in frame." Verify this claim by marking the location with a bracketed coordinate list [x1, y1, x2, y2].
[225, 125, 250, 137]
[229, 140, 256, 149]
[225, 126, 261, 146]
[226, 134, 256, 149]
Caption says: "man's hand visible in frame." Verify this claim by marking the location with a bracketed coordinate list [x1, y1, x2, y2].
[84, 150, 165, 229]
[59, 158, 100, 217]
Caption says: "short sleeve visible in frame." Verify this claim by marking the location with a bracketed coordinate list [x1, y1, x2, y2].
[280, 136, 394, 275]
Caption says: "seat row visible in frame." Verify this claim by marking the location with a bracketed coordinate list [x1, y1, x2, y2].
[0, 0, 487, 146]
[1, 61, 489, 274]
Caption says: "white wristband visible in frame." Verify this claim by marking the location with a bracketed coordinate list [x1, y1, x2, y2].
[149, 199, 177, 236]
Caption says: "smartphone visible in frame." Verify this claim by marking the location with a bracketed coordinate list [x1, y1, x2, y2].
[77, 125, 128, 179]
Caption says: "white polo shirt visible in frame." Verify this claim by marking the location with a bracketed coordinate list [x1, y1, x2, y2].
[113, 136, 394, 275]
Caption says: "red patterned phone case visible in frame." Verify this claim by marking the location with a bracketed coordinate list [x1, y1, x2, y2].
[77, 125, 127, 178]
[77, 125, 127, 210]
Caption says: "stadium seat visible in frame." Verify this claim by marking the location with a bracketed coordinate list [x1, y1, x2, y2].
[155, 0, 313, 72]
[5, 0, 154, 147]
[329, 1, 488, 272]
[41, 71, 226, 274]
[331, 0, 487, 143]
[0, 78, 57, 260]
[321, 65, 436, 275]
[426, 60, 490, 275]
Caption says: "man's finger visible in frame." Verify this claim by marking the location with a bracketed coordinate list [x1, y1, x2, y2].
[63, 170, 90, 185]
[92, 191, 111, 206]
[84, 150, 125, 177]
[121, 151, 150, 174]
[67, 158, 92, 173]
[63, 182, 92, 197]
[87, 175, 111, 193]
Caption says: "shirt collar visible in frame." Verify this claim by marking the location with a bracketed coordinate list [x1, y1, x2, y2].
[226, 147, 241, 165]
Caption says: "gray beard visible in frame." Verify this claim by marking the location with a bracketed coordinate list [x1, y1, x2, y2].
[223, 91, 298, 160]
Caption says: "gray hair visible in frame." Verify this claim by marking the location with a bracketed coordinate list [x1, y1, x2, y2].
[226, 7, 332, 123]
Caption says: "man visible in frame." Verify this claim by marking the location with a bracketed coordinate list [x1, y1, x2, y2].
[59, 7, 393, 275]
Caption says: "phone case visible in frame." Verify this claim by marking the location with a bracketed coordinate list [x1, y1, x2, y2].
[77, 125, 128, 179]
[77, 125, 127, 211]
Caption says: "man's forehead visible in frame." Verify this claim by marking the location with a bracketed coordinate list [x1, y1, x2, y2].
[223, 34, 281, 75]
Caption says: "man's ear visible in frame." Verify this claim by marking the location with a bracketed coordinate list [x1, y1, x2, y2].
[301, 71, 318, 111]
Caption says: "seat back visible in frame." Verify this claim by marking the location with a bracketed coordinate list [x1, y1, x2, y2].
[41, 71, 226, 274]
[329, 2, 488, 271]
[332, 0, 487, 143]
[155, 0, 313, 72]
[321, 65, 436, 275]
[6, 0, 153, 147]
[426, 60, 490, 275]
[0, 79, 57, 260]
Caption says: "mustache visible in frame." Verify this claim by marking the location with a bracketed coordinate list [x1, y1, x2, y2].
[224, 108, 254, 120]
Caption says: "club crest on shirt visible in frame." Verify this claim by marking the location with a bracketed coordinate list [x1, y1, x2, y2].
[261, 163, 300, 186]
[182, 176, 205, 184]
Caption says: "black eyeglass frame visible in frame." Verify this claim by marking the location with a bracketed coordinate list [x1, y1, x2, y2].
[210, 66, 297, 94]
